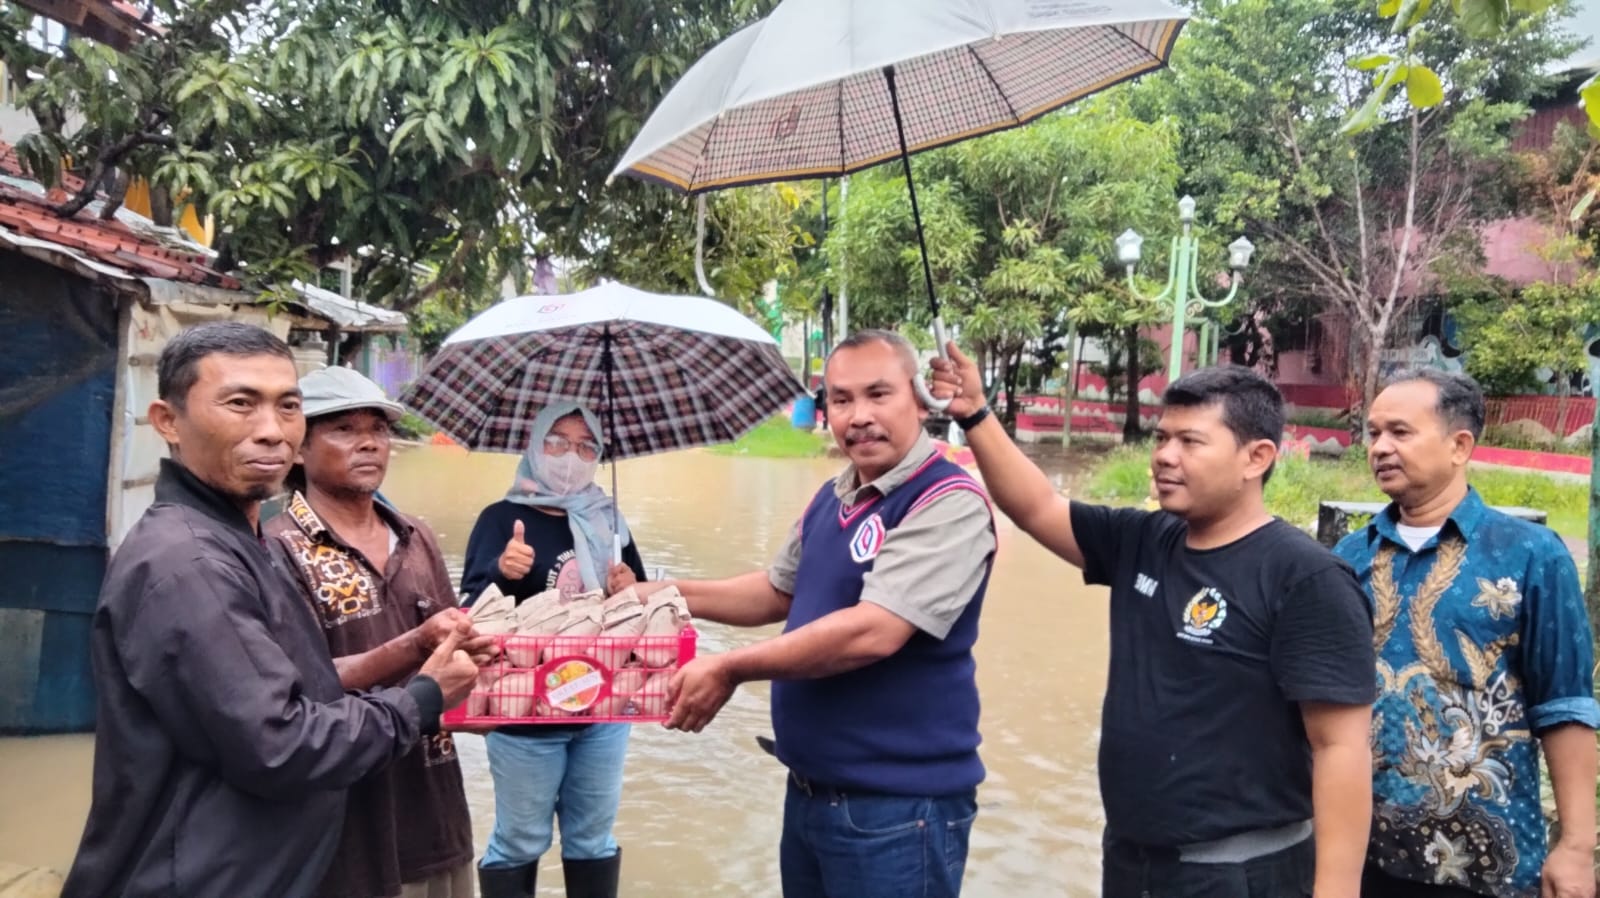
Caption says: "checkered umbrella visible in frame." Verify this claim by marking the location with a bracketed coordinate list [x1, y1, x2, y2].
[612, 0, 1187, 409]
[400, 283, 806, 460]
[613, 0, 1186, 194]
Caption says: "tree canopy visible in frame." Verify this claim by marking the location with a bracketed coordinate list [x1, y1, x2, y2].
[1130, 0, 1576, 414]
[0, 0, 780, 308]
[2, 0, 1590, 418]
[820, 100, 1182, 426]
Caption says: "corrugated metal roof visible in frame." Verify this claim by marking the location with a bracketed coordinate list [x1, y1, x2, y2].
[289, 280, 408, 332]
[0, 142, 241, 289]
[0, 140, 409, 332]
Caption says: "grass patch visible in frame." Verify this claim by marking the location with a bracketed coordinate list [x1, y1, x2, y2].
[1079, 444, 1588, 541]
[1469, 466, 1588, 538]
[1287, 409, 1347, 430]
[393, 412, 436, 441]
[1263, 453, 1389, 529]
[1480, 426, 1588, 458]
[1082, 444, 1158, 503]
[708, 415, 831, 458]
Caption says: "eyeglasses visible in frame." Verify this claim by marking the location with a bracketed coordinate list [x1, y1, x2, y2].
[544, 434, 602, 461]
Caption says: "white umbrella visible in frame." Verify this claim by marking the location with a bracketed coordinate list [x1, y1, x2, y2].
[439, 282, 782, 355]
[612, 0, 1188, 408]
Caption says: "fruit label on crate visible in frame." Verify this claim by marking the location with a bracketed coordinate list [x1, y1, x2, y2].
[544, 659, 604, 712]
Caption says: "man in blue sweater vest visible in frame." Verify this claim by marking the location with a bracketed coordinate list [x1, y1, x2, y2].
[636, 329, 997, 898]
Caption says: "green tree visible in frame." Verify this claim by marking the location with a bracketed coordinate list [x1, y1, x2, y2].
[821, 101, 1182, 433]
[1136, 0, 1572, 425]
[574, 184, 816, 319]
[1341, 0, 1574, 134]
[1452, 275, 1600, 400]
[818, 170, 978, 331]
[1449, 119, 1600, 442]
[946, 103, 1180, 436]
[1, 0, 775, 307]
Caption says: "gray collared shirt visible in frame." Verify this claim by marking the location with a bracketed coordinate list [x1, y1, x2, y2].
[767, 432, 996, 639]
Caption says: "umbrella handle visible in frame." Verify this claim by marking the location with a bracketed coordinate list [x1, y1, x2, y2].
[914, 379, 951, 413]
[915, 316, 953, 413]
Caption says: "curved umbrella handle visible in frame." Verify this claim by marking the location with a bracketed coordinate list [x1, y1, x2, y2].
[916, 316, 953, 413]
[914, 378, 952, 413]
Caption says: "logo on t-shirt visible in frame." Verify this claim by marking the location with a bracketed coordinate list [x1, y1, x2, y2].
[546, 549, 584, 598]
[1134, 573, 1159, 597]
[1178, 587, 1228, 643]
[850, 514, 887, 563]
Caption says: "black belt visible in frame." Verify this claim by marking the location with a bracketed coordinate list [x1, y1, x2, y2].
[1109, 820, 1313, 865]
[788, 769, 847, 799]
[787, 769, 922, 802]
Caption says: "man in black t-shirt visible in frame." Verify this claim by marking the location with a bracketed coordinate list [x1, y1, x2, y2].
[931, 350, 1376, 898]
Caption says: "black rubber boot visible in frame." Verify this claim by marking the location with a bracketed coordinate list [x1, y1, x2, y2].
[563, 848, 621, 898]
[478, 861, 537, 898]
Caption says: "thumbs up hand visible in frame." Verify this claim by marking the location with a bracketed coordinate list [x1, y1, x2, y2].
[498, 519, 535, 581]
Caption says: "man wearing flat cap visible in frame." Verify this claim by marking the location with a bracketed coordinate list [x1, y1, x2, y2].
[266, 365, 496, 898]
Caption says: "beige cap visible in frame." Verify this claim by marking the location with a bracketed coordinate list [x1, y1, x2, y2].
[299, 366, 405, 422]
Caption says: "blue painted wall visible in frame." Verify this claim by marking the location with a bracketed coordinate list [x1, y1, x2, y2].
[0, 255, 118, 734]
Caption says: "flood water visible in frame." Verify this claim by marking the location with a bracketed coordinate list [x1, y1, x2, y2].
[0, 444, 1114, 896]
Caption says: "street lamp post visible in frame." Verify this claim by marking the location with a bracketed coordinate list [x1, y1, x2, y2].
[1116, 195, 1255, 383]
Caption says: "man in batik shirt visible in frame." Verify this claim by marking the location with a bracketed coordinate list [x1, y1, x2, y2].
[267, 366, 493, 898]
[1336, 369, 1599, 898]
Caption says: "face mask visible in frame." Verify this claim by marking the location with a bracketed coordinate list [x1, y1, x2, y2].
[543, 451, 598, 496]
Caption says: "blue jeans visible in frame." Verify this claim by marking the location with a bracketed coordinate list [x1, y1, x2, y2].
[779, 777, 979, 898]
[480, 725, 631, 867]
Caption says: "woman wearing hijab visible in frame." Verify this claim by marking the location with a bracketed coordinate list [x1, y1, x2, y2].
[460, 401, 645, 898]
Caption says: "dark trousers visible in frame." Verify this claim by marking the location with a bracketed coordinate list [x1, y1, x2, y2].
[1101, 834, 1314, 898]
[779, 776, 978, 898]
[1360, 866, 1485, 898]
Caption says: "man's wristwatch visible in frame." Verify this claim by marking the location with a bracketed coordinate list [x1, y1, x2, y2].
[955, 405, 991, 431]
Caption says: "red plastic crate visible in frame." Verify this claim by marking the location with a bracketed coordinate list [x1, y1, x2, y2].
[443, 627, 698, 726]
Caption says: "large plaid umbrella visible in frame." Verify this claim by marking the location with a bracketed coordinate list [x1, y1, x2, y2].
[400, 282, 806, 460]
[612, 0, 1187, 409]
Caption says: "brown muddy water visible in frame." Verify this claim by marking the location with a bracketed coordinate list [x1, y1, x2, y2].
[0, 444, 1114, 896]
